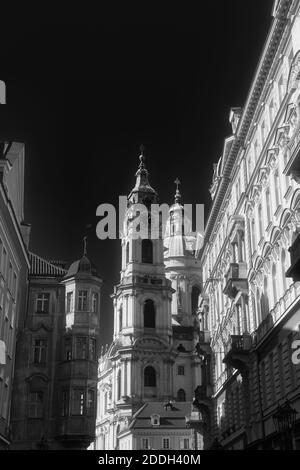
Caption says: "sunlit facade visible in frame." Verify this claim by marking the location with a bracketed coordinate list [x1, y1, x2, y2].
[200, 0, 300, 450]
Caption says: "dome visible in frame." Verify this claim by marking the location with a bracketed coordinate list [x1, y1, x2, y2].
[64, 255, 99, 279]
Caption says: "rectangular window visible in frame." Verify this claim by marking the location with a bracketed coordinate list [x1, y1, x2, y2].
[75, 336, 87, 360]
[66, 291, 73, 313]
[33, 339, 47, 364]
[87, 389, 95, 416]
[71, 389, 85, 416]
[177, 365, 185, 376]
[89, 337, 96, 361]
[142, 438, 149, 450]
[78, 290, 88, 311]
[64, 337, 72, 361]
[180, 438, 190, 449]
[92, 292, 99, 313]
[162, 438, 170, 449]
[36, 293, 50, 314]
[28, 391, 44, 418]
[62, 390, 70, 417]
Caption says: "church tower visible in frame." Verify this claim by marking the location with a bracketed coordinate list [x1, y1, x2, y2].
[164, 180, 202, 402]
[97, 148, 175, 449]
[96, 150, 206, 451]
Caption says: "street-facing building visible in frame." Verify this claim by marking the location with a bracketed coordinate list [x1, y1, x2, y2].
[10, 248, 102, 449]
[0, 142, 30, 449]
[199, 0, 300, 450]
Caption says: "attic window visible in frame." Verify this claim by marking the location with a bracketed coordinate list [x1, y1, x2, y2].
[150, 414, 160, 426]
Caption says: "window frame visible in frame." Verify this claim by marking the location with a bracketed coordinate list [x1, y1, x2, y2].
[36, 293, 50, 314]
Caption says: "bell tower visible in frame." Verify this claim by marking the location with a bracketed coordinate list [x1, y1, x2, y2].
[110, 147, 174, 410]
[164, 180, 202, 402]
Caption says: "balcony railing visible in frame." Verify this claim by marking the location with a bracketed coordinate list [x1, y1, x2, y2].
[223, 334, 252, 371]
[223, 262, 248, 299]
[252, 283, 300, 345]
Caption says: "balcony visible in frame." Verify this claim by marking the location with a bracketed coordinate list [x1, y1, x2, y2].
[223, 262, 248, 299]
[286, 232, 300, 282]
[223, 334, 252, 371]
[198, 330, 211, 344]
[185, 408, 204, 430]
[285, 126, 300, 184]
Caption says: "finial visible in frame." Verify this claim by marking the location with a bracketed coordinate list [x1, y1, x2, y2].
[83, 235, 87, 256]
[174, 177, 181, 203]
[139, 144, 146, 168]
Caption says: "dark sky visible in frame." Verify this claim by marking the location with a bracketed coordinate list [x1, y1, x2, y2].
[0, 1, 274, 345]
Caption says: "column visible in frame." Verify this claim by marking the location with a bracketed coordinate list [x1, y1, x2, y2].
[240, 295, 248, 333]
[127, 359, 132, 397]
[121, 361, 125, 397]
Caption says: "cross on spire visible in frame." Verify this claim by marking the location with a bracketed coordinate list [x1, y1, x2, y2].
[139, 144, 146, 168]
[174, 177, 181, 191]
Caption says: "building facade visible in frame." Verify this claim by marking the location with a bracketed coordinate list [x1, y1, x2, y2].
[0, 142, 30, 449]
[10, 248, 102, 449]
[199, 0, 300, 450]
[95, 151, 205, 450]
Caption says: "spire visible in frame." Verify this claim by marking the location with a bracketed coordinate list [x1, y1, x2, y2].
[83, 235, 87, 256]
[129, 145, 158, 202]
[174, 177, 182, 204]
[139, 144, 146, 169]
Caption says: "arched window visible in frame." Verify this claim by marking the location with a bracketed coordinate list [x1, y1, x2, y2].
[144, 366, 156, 387]
[144, 299, 156, 328]
[191, 286, 201, 314]
[117, 369, 121, 401]
[260, 277, 269, 320]
[126, 242, 129, 264]
[142, 239, 153, 264]
[177, 389, 186, 402]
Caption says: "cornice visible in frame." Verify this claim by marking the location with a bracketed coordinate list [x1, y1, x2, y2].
[202, 0, 292, 256]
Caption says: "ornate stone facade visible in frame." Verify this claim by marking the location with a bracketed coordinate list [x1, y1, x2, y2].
[95, 153, 204, 450]
[200, 0, 300, 450]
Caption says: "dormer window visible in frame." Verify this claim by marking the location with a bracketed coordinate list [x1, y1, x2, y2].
[150, 414, 160, 426]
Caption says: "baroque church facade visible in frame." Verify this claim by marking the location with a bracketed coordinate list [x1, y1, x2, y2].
[95, 151, 206, 451]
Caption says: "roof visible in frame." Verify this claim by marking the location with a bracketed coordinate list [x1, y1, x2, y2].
[64, 255, 99, 279]
[29, 252, 67, 277]
[130, 401, 193, 430]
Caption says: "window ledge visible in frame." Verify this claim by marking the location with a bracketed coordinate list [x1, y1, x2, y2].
[274, 204, 282, 219]
[284, 186, 292, 201]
